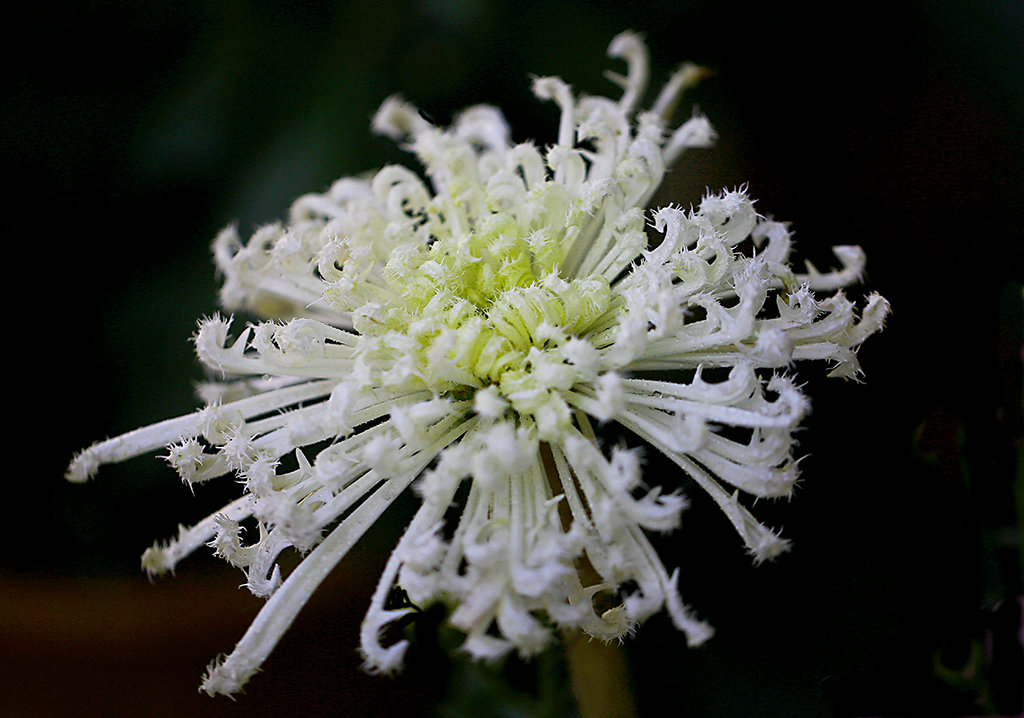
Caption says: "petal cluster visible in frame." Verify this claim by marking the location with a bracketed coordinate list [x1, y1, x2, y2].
[68, 31, 888, 695]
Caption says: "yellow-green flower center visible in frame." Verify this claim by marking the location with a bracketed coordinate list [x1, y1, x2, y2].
[334, 208, 615, 394]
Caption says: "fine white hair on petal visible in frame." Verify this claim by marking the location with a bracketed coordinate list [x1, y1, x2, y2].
[68, 30, 888, 695]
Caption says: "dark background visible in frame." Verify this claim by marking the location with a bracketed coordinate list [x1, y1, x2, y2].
[3, 1, 1022, 716]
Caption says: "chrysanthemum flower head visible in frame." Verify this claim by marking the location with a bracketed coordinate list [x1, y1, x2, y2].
[68, 31, 888, 696]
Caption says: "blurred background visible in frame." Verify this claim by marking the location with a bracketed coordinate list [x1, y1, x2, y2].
[3, 0, 1022, 716]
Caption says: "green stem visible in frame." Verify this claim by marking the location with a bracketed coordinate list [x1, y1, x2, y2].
[562, 629, 638, 718]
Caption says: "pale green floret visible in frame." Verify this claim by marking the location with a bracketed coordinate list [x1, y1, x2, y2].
[317, 167, 625, 414]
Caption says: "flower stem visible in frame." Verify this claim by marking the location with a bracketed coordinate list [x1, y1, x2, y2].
[562, 628, 638, 718]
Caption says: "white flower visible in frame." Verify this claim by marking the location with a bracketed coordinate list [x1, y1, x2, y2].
[67, 31, 889, 696]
